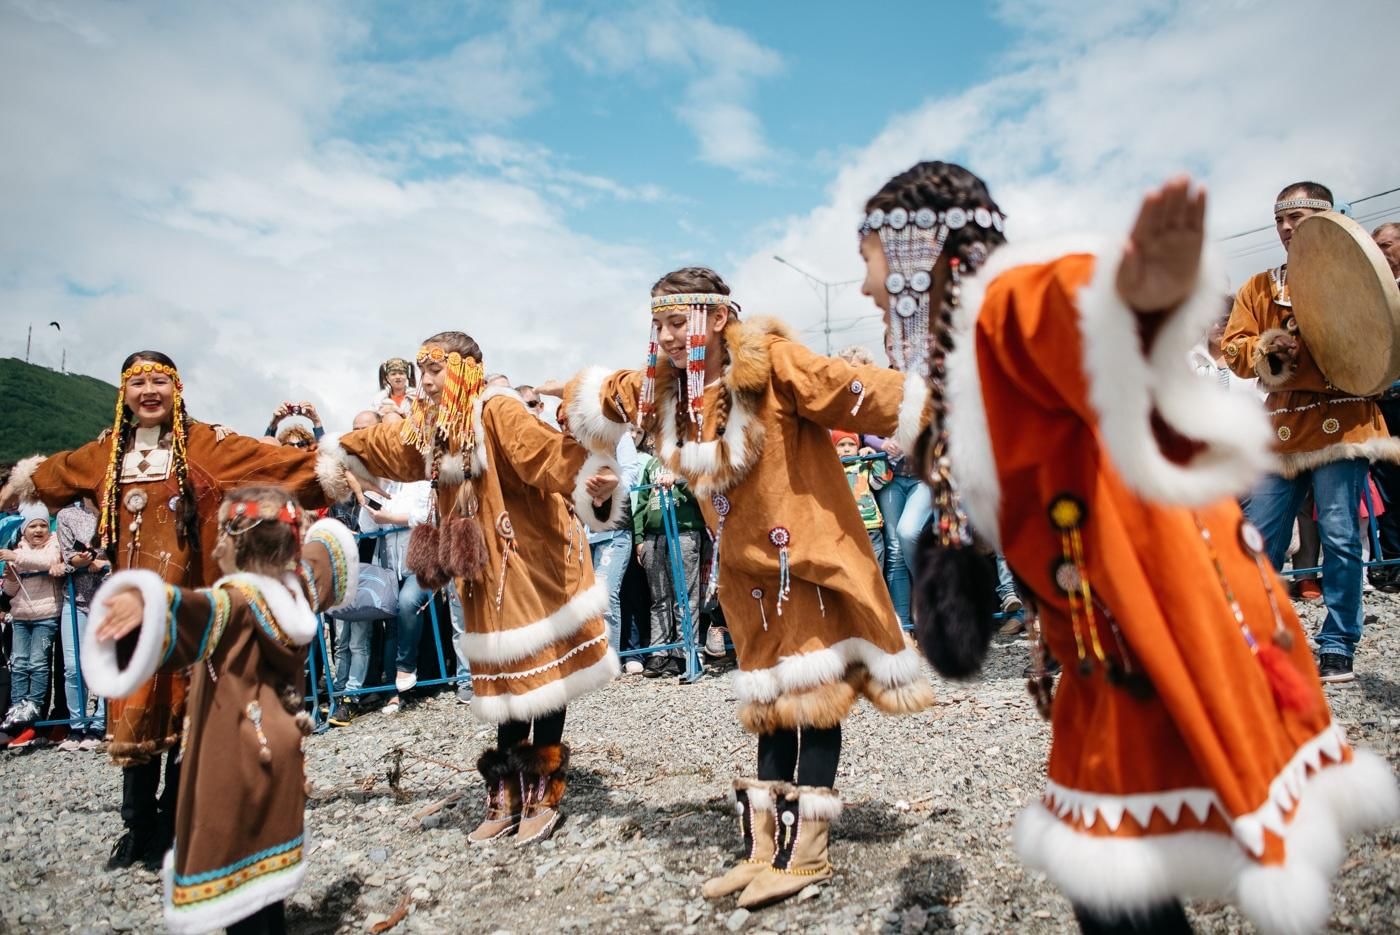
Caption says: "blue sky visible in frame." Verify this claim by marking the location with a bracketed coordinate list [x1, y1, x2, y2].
[2, 0, 1397, 433]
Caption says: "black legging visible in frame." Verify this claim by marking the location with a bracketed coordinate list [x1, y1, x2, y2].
[121, 751, 180, 834]
[1074, 901, 1193, 935]
[227, 900, 287, 935]
[497, 707, 567, 750]
[756, 725, 841, 788]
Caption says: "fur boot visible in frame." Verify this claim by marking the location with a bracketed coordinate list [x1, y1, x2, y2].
[467, 748, 521, 844]
[702, 779, 780, 899]
[736, 786, 839, 909]
[512, 742, 570, 844]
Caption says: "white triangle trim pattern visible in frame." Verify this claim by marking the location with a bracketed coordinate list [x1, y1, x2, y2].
[1042, 723, 1349, 856]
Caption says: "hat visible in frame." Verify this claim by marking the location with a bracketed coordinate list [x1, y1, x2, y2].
[831, 430, 859, 447]
[20, 502, 49, 528]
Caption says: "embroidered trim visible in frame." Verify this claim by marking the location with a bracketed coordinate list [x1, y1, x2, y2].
[470, 634, 608, 682]
[195, 589, 233, 663]
[226, 582, 293, 648]
[160, 586, 182, 666]
[171, 836, 304, 906]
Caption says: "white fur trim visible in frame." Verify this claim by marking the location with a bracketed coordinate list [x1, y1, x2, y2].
[315, 440, 373, 497]
[572, 452, 627, 533]
[795, 787, 844, 821]
[656, 390, 762, 497]
[83, 569, 171, 698]
[1079, 243, 1276, 504]
[304, 518, 359, 612]
[438, 453, 466, 486]
[892, 369, 928, 456]
[731, 639, 927, 704]
[455, 581, 609, 666]
[739, 779, 775, 812]
[469, 385, 531, 478]
[216, 572, 320, 647]
[469, 649, 620, 724]
[162, 843, 307, 935]
[1015, 746, 1398, 934]
[1279, 436, 1400, 477]
[564, 366, 629, 455]
[6, 455, 46, 504]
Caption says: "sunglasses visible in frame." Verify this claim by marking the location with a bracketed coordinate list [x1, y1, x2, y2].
[286, 440, 312, 449]
[526, 400, 543, 410]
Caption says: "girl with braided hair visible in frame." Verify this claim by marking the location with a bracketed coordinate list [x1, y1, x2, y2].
[0, 351, 343, 873]
[863, 163, 1398, 933]
[563, 266, 935, 909]
[87, 486, 357, 935]
[324, 330, 624, 845]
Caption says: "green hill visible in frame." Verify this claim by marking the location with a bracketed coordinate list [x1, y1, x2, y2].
[0, 357, 118, 464]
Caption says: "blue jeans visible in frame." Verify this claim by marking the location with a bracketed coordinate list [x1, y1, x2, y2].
[61, 604, 104, 732]
[392, 575, 434, 676]
[10, 618, 58, 710]
[995, 555, 1019, 603]
[333, 618, 372, 693]
[447, 588, 469, 678]
[866, 528, 886, 570]
[1246, 459, 1368, 657]
[591, 534, 632, 650]
[895, 481, 933, 576]
[875, 475, 921, 628]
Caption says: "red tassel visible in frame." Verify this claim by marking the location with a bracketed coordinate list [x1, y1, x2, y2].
[407, 524, 449, 591]
[1256, 643, 1316, 714]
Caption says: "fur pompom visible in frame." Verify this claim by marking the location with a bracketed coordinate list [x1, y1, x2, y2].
[407, 524, 450, 591]
[439, 514, 487, 583]
[911, 527, 1000, 679]
[1256, 643, 1317, 714]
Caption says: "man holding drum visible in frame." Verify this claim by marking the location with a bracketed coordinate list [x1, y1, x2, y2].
[1224, 182, 1400, 683]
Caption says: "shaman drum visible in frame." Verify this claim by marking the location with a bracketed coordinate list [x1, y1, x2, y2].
[1288, 211, 1400, 397]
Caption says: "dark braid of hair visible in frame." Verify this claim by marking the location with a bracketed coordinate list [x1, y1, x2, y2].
[172, 397, 199, 547]
[712, 383, 732, 438]
[866, 161, 1006, 681]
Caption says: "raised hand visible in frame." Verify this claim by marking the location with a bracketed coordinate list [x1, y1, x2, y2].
[97, 589, 146, 641]
[1116, 176, 1208, 314]
[586, 467, 619, 506]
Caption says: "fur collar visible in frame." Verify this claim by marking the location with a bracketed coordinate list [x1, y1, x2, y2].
[653, 314, 795, 397]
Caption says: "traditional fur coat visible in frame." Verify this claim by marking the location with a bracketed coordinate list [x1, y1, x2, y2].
[564, 316, 934, 732]
[949, 240, 1400, 934]
[84, 519, 357, 935]
[322, 388, 621, 723]
[9, 425, 340, 764]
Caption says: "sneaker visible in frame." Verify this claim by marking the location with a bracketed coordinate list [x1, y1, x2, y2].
[5, 727, 37, 749]
[1295, 579, 1323, 602]
[395, 671, 418, 694]
[998, 595, 1026, 635]
[0, 705, 22, 733]
[79, 735, 105, 752]
[1317, 653, 1354, 684]
[642, 657, 670, 679]
[381, 697, 401, 715]
[107, 831, 151, 870]
[704, 626, 728, 658]
[455, 683, 473, 704]
[327, 704, 353, 727]
[623, 660, 645, 675]
[57, 737, 83, 752]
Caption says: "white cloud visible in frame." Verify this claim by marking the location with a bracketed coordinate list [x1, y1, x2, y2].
[727, 0, 1400, 357]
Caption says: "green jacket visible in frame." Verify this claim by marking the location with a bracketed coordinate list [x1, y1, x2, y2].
[633, 455, 707, 541]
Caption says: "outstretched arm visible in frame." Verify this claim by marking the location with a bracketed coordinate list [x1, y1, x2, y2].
[321, 419, 430, 491]
[1, 438, 110, 512]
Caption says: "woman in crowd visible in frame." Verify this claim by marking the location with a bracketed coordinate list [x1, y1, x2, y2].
[862, 161, 1397, 934]
[0, 350, 340, 871]
[374, 357, 416, 421]
[562, 267, 934, 908]
[321, 331, 622, 844]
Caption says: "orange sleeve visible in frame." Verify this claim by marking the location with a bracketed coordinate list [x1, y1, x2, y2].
[189, 426, 337, 509]
[331, 420, 430, 485]
[15, 438, 111, 510]
[1222, 275, 1268, 380]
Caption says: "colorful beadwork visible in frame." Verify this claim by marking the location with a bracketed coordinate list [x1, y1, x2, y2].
[769, 527, 792, 616]
[1048, 494, 1104, 676]
[705, 494, 731, 605]
[401, 346, 486, 459]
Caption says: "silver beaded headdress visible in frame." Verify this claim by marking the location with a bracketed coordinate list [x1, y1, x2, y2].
[859, 205, 1004, 374]
[1273, 197, 1331, 214]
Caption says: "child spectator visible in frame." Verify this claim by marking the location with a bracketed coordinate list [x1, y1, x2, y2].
[0, 504, 62, 744]
[633, 458, 705, 678]
[832, 430, 891, 567]
[55, 498, 109, 750]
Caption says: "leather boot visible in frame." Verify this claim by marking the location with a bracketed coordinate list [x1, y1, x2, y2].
[737, 785, 839, 909]
[512, 743, 569, 844]
[468, 748, 522, 844]
[702, 779, 779, 899]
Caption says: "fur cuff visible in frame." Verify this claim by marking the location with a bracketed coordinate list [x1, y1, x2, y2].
[478, 747, 517, 782]
[563, 366, 629, 455]
[1253, 329, 1300, 390]
[83, 570, 170, 699]
[793, 786, 843, 821]
[217, 572, 320, 647]
[736, 778, 778, 812]
[893, 369, 930, 456]
[510, 742, 571, 777]
[314, 441, 361, 503]
[572, 452, 627, 533]
[1279, 436, 1400, 477]
[6, 454, 46, 505]
[304, 518, 359, 612]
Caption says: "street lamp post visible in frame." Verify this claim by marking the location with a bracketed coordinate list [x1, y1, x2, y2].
[772, 256, 861, 355]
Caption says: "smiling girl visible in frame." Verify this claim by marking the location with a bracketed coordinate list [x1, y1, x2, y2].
[1, 350, 342, 872]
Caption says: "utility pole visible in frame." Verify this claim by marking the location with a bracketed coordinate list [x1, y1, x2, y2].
[25, 325, 32, 363]
[772, 256, 861, 355]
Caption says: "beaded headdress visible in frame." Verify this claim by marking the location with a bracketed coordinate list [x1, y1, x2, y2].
[99, 360, 189, 549]
[859, 205, 1004, 374]
[642, 293, 734, 429]
[401, 345, 486, 457]
[378, 357, 416, 390]
[1273, 197, 1331, 215]
[220, 498, 302, 535]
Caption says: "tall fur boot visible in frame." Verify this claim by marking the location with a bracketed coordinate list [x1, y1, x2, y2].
[736, 785, 839, 909]
[512, 742, 570, 844]
[467, 748, 521, 844]
[702, 779, 780, 899]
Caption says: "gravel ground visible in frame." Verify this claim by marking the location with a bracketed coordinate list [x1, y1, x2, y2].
[1, 594, 1397, 935]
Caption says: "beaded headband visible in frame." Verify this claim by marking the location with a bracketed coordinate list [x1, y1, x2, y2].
[221, 499, 302, 536]
[402, 346, 486, 460]
[857, 205, 1002, 373]
[120, 360, 182, 389]
[382, 357, 412, 376]
[641, 293, 736, 430]
[1274, 198, 1331, 214]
